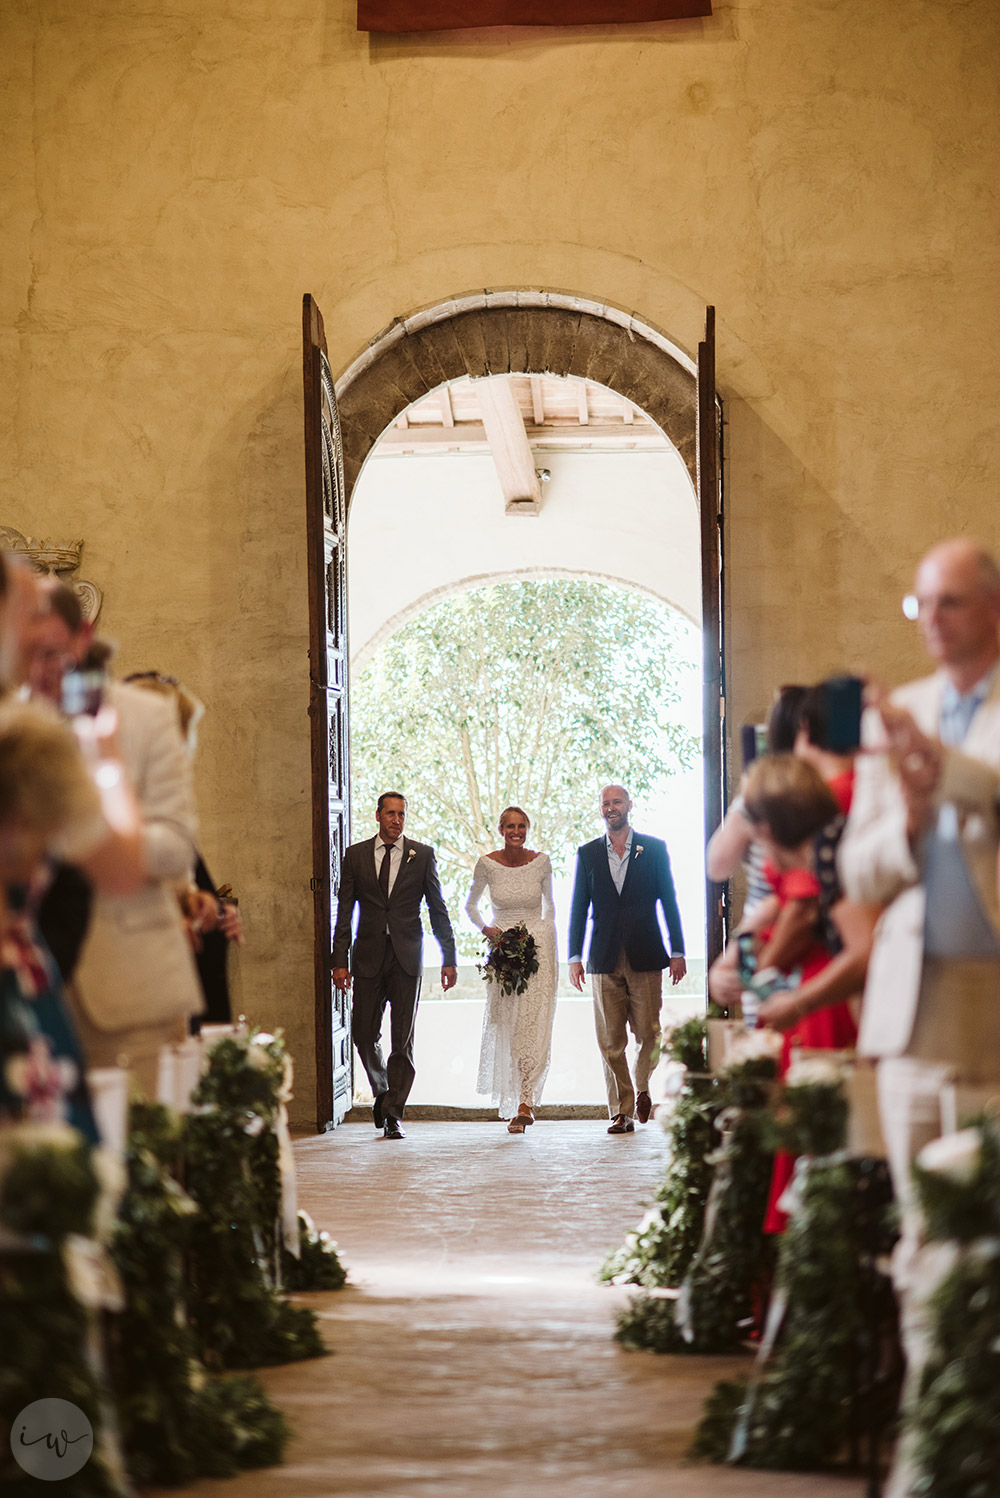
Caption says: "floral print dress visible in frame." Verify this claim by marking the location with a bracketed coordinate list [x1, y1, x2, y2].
[0, 885, 98, 1143]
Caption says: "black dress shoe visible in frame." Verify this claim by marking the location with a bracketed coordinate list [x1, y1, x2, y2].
[383, 1117, 405, 1140]
[373, 1092, 387, 1129]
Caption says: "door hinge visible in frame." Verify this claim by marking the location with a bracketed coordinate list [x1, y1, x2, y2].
[310, 875, 325, 892]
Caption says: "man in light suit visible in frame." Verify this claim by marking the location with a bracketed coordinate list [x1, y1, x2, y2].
[25, 580, 202, 1091]
[839, 538, 1000, 1497]
[332, 792, 457, 1139]
[568, 784, 686, 1133]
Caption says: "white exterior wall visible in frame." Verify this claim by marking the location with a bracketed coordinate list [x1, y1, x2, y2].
[348, 445, 700, 665]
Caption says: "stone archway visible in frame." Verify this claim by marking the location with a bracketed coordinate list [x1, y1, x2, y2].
[305, 290, 721, 1127]
[335, 291, 697, 501]
[353, 565, 701, 672]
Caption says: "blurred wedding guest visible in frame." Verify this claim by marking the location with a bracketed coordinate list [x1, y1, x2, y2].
[740, 754, 872, 1231]
[707, 685, 808, 1007]
[0, 551, 41, 693]
[23, 579, 203, 1091]
[793, 682, 857, 814]
[0, 699, 101, 1139]
[839, 538, 1000, 1498]
[126, 670, 243, 1027]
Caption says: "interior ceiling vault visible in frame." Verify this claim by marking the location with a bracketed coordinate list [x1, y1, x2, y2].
[374, 372, 671, 515]
[375, 374, 668, 456]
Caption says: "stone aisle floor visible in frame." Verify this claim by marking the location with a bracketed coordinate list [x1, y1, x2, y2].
[156, 1120, 867, 1498]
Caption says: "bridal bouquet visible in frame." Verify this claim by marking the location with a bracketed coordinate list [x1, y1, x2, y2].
[477, 921, 539, 998]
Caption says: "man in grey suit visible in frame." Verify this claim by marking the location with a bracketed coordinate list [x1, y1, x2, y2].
[332, 792, 457, 1138]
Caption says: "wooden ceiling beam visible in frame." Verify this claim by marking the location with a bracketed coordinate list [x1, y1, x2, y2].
[376, 422, 663, 451]
[530, 376, 545, 426]
[475, 377, 542, 515]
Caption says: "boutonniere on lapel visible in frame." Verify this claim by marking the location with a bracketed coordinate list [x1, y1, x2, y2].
[407, 848, 417, 863]
[634, 845, 644, 857]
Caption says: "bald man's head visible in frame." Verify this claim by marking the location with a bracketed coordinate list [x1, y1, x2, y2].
[914, 538, 1000, 677]
[600, 784, 632, 834]
[919, 539, 1000, 595]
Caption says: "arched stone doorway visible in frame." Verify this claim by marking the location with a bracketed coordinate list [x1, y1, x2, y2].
[335, 291, 698, 503]
[304, 290, 723, 1129]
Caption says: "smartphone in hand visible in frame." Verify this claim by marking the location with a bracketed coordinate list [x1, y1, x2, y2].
[61, 666, 105, 718]
[819, 676, 865, 754]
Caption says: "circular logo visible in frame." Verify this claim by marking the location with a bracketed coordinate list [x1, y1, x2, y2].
[10, 1399, 94, 1481]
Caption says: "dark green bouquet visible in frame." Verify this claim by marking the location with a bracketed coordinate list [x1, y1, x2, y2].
[477, 921, 539, 997]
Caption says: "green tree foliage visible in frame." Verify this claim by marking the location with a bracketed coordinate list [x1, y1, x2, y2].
[351, 579, 699, 952]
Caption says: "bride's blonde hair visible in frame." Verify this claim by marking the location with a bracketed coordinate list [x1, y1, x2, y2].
[499, 805, 530, 830]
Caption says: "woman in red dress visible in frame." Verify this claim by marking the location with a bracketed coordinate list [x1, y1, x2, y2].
[740, 755, 879, 1232]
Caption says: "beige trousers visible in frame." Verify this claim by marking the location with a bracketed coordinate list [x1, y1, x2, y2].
[591, 951, 662, 1118]
[68, 986, 188, 1100]
[877, 957, 1000, 1498]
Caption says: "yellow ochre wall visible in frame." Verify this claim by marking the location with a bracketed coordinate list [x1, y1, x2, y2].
[3, 1, 998, 1125]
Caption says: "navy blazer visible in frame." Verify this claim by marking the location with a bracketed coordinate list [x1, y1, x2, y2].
[331, 836, 456, 979]
[568, 831, 685, 975]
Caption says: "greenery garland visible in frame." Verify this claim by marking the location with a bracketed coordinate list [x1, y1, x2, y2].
[600, 1017, 718, 1290]
[109, 1102, 289, 1486]
[0, 1125, 121, 1497]
[615, 1044, 777, 1354]
[906, 1116, 1000, 1497]
[693, 1062, 897, 1471]
[1, 1029, 346, 1492]
[183, 1031, 327, 1369]
[664, 1013, 711, 1073]
[282, 1210, 349, 1292]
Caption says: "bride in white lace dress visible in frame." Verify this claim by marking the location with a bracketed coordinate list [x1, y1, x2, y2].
[465, 806, 559, 1134]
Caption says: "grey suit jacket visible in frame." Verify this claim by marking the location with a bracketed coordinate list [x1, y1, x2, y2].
[331, 835, 457, 979]
[839, 669, 1000, 1057]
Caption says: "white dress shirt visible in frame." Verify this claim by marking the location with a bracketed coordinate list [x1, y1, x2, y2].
[375, 835, 402, 897]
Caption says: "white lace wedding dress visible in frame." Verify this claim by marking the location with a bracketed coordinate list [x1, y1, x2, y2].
[465, 854, 559, 1117]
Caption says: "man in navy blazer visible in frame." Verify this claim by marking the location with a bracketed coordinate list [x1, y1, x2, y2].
[569, 785, 686, 1132]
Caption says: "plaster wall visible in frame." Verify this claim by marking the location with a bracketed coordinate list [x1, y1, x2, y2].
[2, 0, 998, 1125]
[348, 445, 700, 662]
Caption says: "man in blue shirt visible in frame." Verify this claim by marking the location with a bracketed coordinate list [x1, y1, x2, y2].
[568, 785, 686, 1133]
[840, 538, 1000, 1498]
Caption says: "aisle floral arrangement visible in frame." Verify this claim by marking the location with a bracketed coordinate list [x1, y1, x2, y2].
[477, 921, 539, 997]
[693, 1057, 898, 1472]
[600, 1016, 718, 1289]
[110, 1102, 289, 1485]
[614, 1026, 779, 1354]
[906, 1115, 1000, 1496]
[0, 1124, 124, 1495]
[183, 1030, 329, 1368]
[283, 1209, 349, 1291]
[1, 1025, 349, 1493]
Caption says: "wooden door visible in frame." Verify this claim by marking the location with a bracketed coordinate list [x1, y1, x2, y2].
[697, 306, 726, 968]
[303, 293, 352, 1131]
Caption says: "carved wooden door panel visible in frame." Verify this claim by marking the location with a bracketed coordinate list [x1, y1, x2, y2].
[303, 293, 352, 1131]
[697, 305, 726, 968]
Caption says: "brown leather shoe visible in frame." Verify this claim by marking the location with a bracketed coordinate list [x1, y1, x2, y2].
[636, 1091, 652, 1124]
[607, 1115, 635, 1134]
